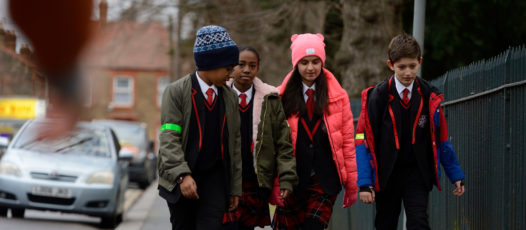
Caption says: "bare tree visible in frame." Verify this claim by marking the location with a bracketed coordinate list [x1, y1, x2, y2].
[335, 0, 405, 98]
[116, 0, 407, 97]
[189, 0, 405, 96]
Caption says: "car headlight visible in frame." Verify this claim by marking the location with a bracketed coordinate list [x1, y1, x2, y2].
[87, 171, 114, 185]
[0, 162, 21, 177]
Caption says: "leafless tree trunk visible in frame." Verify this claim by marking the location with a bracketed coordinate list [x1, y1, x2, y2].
[117, 0, 407, 96]
[193, 0, 332, 86]
[335, 0, 405, 98]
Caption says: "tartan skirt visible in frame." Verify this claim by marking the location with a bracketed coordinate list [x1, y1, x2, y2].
[223, 179, 271, 228]
[272, 176, 337, 230]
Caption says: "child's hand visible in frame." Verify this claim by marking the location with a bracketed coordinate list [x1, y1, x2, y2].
[228, 196, 240, 211]
[180, 175, 199, 199]
[359, 190, 375, 204]
[453, 180, 465, 196]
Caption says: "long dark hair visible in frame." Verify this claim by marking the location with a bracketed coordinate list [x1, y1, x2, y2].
[281, 67, 328, 118]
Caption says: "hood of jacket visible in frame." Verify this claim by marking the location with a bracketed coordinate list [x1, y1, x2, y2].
[227, 77, 279, 170]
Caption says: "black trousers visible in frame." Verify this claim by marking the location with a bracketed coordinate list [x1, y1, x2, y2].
[375, 166, 432, 230]
[167, 165, 227, 230]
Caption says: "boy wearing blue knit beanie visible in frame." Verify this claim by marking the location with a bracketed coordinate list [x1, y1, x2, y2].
[158, 25, 242, 230]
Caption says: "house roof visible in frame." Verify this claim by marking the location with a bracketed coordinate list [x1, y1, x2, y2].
[85, 21, 170, 71]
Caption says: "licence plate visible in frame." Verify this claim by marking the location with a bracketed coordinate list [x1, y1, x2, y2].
[31, 186, 72, 198]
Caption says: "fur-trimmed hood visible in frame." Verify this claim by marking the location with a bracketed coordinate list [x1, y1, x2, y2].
[227, 77, 280, 169]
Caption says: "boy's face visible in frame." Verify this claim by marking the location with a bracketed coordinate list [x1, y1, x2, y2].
[206, 66, 235, 87]
[297, 55, 322, 87]
[388, 57, 422, 87]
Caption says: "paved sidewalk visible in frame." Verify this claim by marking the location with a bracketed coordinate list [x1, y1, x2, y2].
[140, 195, 170, 230]
[116, 181, 169, 230]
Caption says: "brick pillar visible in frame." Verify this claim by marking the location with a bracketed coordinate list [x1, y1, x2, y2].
[5, 30, 16, 51]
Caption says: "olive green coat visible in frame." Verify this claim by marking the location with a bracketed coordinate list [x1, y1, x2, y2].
[158, 74, 242, 196]
[229, 77, 298, 191]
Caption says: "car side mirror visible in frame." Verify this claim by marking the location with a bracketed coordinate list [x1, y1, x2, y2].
[118, 148, 134, 161]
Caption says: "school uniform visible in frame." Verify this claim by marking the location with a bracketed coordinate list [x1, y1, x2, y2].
[272, 33, 358, 230]
[223, 79, 297, 229]
[355, 75, 466, 230]
[159, 73, 241, 230]
[273, 82, 344, 230]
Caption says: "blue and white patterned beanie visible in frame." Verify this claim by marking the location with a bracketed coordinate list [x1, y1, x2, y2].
[193, 25, 239, 70]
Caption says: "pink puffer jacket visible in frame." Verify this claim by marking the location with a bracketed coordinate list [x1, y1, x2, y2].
[271, 68, 358, 208]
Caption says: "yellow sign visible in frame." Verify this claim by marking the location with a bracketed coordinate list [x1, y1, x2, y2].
[0, 98, 45, 120]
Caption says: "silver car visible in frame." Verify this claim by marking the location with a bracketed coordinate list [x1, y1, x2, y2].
[92, 119, 157, 189]
[0, 119, 128, 228]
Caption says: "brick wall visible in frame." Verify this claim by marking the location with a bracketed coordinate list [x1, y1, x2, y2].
[80, 68, 167, 144]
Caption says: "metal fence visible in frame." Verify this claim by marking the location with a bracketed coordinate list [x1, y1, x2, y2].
[329, 45, 526, 230]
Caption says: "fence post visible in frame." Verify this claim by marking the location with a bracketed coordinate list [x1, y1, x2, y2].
[442, 71, 449, 102]
[504, 48, 513, 227]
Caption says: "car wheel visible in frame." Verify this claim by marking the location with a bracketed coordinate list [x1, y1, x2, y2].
[11, 208, 25, 218]
[0, 207, 7, 217]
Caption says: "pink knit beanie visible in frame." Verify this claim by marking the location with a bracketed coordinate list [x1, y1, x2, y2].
[290, 33, 326, 67]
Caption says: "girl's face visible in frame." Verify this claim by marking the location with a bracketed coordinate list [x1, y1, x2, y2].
[233, 50, 258, 87]
[297, 56, 322, 87]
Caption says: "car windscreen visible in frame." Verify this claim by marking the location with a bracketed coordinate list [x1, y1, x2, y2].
[101, 123, 146, 147]
[12, 124, 112, 158]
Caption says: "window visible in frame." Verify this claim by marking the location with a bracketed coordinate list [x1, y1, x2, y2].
[157, 76, 170, 107]
[112, 76, 134, 107]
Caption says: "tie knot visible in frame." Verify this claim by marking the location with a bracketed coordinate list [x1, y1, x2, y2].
[239, 93, 246, 100]
[306, 89, 314, 97]
[206, 88, 214, 96]
[403, 88, 409, 97]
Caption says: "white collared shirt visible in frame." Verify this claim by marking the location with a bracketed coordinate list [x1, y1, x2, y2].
[232, 83, 254, 105]
[196, 71, 218, 100]
[394, 75, 414, 100]
[302, 82, 316, 102]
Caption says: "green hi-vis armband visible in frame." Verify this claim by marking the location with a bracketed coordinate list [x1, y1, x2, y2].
[161, 123, 182, 133]
[355, 133, 364, 140]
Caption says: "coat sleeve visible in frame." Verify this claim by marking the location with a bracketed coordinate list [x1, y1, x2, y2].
[226, 90, 242, 197]
[158, 83, 191, 190]
[232, 115, 242, 197]
[341, 96, 358, 203]
[271, 97, 298, 192]
[356, 93, 374, 188]
[436, 106, 465, 183]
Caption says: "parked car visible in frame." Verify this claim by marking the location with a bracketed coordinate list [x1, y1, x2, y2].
[0, 136, 8, 158]
[0, 119, 128, 228]
[0, 120, 27, 159]
[92, 120, 156, 189]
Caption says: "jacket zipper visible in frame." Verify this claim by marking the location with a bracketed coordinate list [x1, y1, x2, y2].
[323, 114, 344, 185]
[255, 96, 269, 187]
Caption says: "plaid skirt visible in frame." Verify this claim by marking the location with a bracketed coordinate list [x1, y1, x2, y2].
[272, 176, 337, 230]
[223, 179, 271, 228]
